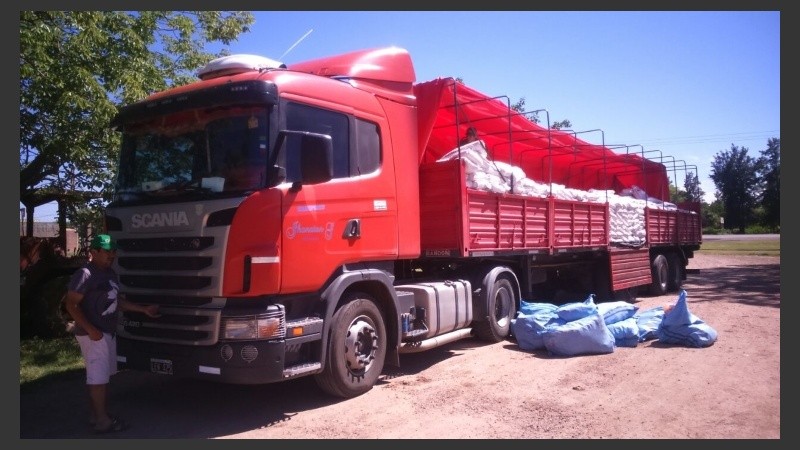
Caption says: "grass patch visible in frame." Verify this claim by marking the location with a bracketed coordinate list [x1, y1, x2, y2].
[20, 336, 83, 385]
[698, 239, 780, 257]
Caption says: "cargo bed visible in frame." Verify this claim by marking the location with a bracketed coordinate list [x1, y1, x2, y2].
[420, 159, 701, 258]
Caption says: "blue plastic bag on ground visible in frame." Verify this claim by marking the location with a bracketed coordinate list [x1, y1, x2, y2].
[607, 317, 640, 347]
[512, 310, 564, 351]
[518, 300, 559, 316]
[634, 306, 665, 342]
[597, 301, 639, 325]
[541, 312, 616, 356]
[656, 290, 718, 348]
[556, 294, 598, 322]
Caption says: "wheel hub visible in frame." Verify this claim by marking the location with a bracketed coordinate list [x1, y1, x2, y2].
[494, 289, 512, 327]
[344, 317, 378, 373]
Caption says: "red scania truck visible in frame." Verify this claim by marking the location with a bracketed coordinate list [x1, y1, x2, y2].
[107, 47, 701, 398]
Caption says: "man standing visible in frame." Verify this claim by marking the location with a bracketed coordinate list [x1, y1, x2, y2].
[64, 234, 160, 434]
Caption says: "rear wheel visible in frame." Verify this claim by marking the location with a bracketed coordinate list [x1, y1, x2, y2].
[667, 253, 684, 292]
[613, 286, 639, 303]
[474, 276, 517, 342]
[648, 254, 669, 296]
[592, 264, 613, 302]
[315, 294, 386, 398]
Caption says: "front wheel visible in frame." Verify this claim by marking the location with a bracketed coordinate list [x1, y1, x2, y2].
[474, 276, 517, 342]
[315, 294, 386, 398]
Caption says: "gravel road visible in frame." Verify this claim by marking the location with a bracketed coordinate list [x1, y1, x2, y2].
[19, 252, 780, 439]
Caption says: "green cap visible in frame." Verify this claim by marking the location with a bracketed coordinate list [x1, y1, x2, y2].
[90, 234, 116, 251]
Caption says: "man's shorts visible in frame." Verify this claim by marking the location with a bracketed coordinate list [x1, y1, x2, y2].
[75, 333, 117, 385]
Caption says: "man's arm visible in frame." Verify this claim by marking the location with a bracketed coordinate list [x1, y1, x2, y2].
[119, 297, 160, 318]
[64, 290, 103, 341]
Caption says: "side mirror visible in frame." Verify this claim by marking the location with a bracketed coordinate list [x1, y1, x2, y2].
[298, 133, 333, 184]
[267, 166, 286, 187]
[270, 130, 334, 187]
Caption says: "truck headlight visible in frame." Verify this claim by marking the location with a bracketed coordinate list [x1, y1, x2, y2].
[221, 313, 285, 340]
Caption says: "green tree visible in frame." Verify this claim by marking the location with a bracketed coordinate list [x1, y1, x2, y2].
[683, 171, 704, 203]
[511, 97, 570, 129]
[669, 182, 687, 204]
[511, 97, 540, 123]
[19, 11, 254, 246]
[550, 119, 572, 130]
[709, 144, 760, 233]
[758, 137, 780, 229]
[701, 198, 724, 232]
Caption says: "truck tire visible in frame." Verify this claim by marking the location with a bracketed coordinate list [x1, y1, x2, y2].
[613, 286, 639, 303]
[315, 293, 386, 398]
[592, 264, 613, 302]
[474, 276, 516, 342]
[648, 254, 669, 296]
[667, 252, 684, 292]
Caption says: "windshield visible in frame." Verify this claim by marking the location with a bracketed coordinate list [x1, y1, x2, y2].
[115, 106, 269, 195]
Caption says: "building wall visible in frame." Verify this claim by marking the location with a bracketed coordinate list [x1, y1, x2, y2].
[21, 222, 80, 257]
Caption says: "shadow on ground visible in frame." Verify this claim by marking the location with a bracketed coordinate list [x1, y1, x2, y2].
[19, 263, 779, 439]
[682, 263, 780, 308]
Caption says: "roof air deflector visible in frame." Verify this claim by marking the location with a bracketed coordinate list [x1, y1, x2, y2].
[197, 54, 286, 80]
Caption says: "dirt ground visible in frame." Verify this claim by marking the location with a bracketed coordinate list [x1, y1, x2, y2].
[19, 252, 780, 439]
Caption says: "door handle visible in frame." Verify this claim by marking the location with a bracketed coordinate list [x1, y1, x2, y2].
[343, 219, 361, 238]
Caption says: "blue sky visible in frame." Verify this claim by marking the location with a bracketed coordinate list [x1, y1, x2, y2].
[27, 10, 779, 220]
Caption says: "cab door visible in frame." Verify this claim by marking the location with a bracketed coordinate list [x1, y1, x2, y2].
[277, 103, 399, 293]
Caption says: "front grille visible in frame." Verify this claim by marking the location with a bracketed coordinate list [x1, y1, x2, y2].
[118, 256, 212, 271]
[125, 311, 211, 326]
[118, 306, 221, 345]
[118, 236, 214, 252]
[123, 327, 209, 341]
[121, 274, 211, 290]
[109, 199, 249, 346]
[124, 294, 214, 307]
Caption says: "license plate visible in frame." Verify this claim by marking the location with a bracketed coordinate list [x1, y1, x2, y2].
[150, 358, 173, 375]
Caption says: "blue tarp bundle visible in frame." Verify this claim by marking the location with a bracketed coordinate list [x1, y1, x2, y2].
[511, 290, 717, 356]
[633, 306, 664, 342]
[655, 290, 718, 347]
[541, 312, 616, 356]
[607, 317, 640, 348]
[513, 295, 616, 356]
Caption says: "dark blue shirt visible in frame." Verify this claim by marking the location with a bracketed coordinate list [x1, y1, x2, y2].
[67, 263, 121, 335]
